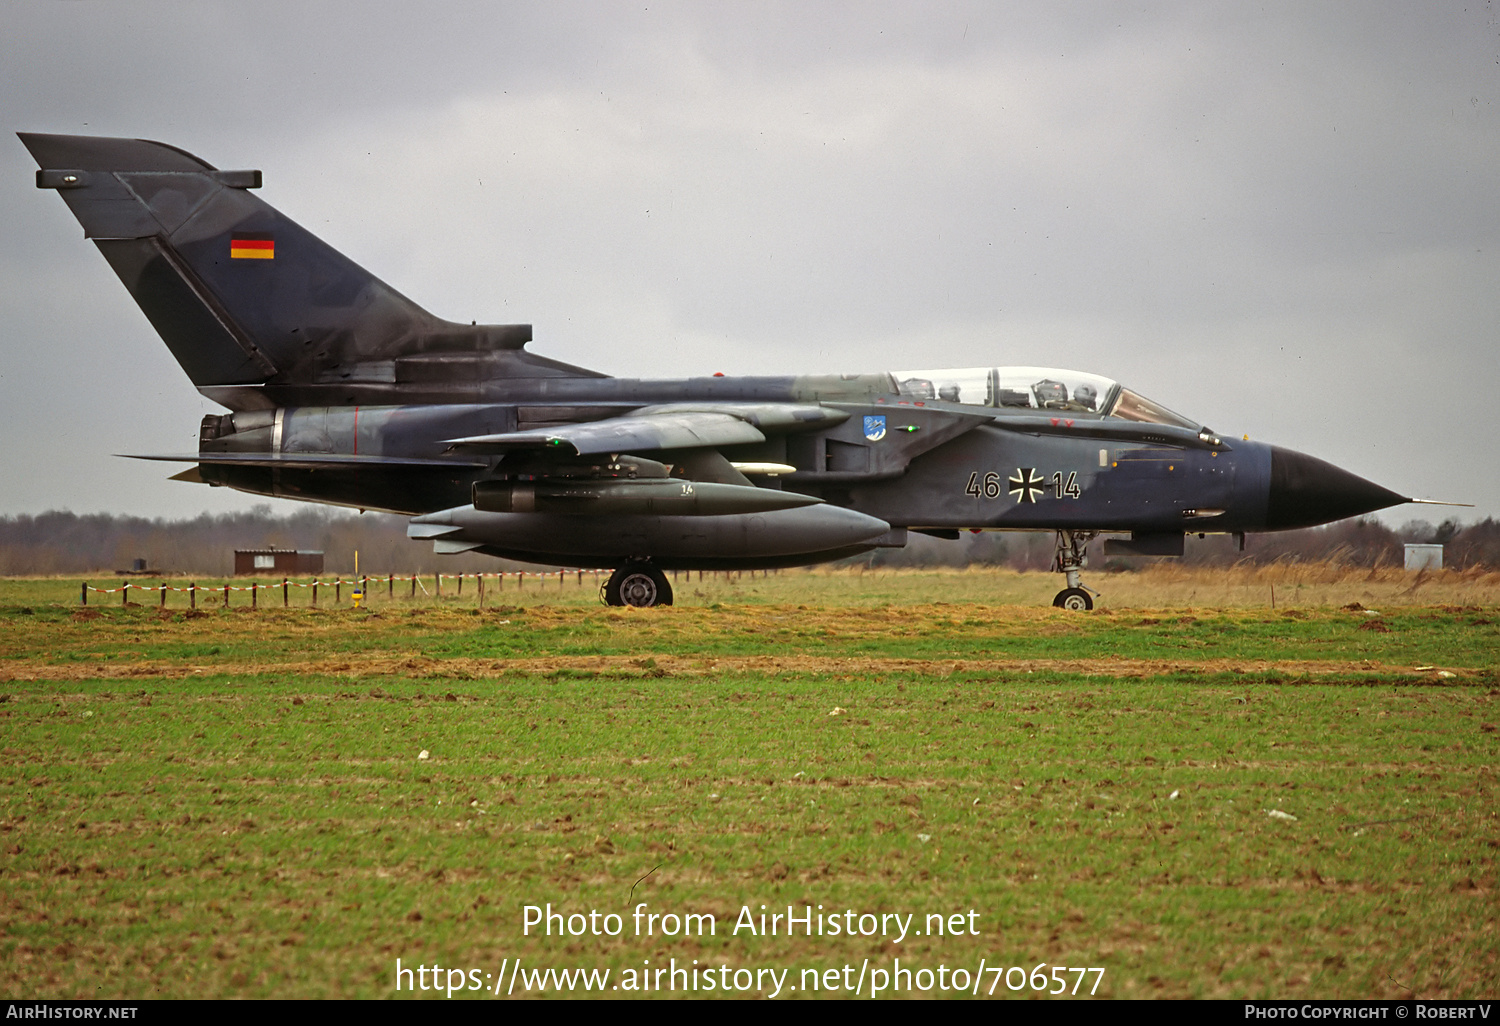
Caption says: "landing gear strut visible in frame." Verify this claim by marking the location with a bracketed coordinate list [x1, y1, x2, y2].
[602, 561, 673, 608]
[1051, 530, 1098, 611]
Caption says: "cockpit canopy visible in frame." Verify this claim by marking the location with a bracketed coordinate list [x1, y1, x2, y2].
[889, 365, 1201, 432]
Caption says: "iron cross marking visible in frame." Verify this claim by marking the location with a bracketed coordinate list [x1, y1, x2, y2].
[1009, 467, 1045, 503]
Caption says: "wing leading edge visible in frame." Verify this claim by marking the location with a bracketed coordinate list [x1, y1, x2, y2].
[442, 403, 849, 456]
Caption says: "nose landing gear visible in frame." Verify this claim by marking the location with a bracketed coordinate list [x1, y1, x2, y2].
[1051, 530, 1098, 611]
[602, 561, 674, 607]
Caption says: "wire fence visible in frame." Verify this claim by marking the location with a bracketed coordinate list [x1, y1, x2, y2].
[77, 568, 775, 609]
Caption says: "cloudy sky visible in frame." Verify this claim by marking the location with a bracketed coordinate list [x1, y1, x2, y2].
[3, 1, 1497, 524]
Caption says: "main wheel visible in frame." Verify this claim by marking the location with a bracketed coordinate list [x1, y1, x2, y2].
[1052, 587, 1093, 611]
[603, 564, 673, 607]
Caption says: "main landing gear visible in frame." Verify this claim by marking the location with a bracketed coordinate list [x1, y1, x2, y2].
[602, 561, 674, 607]
[1051, 530, 1098, 611]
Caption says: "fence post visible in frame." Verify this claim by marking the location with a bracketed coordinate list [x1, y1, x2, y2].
[160, 582, 166, 607]
[435, 573, 441, 598]
[312, 580, 318, 608]
[224, 583, 230, 608]
[457, 574, 463, 596]
[388, 573, 393, 599]
[252, 583, 257, 610]
[189, 582, 196, 610]
[335, 579, 341, 605]
[559, 569, 564, 589]
[123, 583, 128, 606]
[410, 575, 416, 599]
[81, 581, 87, 606]
[283, 577, 289, 607]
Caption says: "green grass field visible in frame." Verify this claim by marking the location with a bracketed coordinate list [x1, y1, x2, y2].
[0, 570, 1496, 999]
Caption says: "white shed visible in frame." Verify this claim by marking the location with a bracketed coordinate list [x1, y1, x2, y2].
[1403, 544, 1443, 571]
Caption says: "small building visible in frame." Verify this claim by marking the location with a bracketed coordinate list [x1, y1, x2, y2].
[114, 557, 165, 576]
[234, 549, 324, 576]
[1403, 544, 1443, 571]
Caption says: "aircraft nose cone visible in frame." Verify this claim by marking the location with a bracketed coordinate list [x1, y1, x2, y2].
[1265, 446, 1408, 530]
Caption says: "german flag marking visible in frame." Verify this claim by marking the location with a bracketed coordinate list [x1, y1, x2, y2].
[230, 233, 274, 260]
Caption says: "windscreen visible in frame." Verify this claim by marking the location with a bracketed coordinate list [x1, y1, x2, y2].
[1108, 388, 1201, 431]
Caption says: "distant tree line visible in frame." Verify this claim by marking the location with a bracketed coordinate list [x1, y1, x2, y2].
[1186, 516, 1500, 571]
[0, 506, 509, 576]
[1, 507, 1495, 576]
[867, 516, 1500, 571]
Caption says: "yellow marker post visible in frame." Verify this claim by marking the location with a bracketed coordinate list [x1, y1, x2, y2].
[351, 550, 365, 609]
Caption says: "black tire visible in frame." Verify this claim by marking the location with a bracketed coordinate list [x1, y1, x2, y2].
[604, 563, 673, 607]
[1052, 587, 1093, 611]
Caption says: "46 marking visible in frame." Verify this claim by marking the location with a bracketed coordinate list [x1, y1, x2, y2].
[966, 470, 1082, 501]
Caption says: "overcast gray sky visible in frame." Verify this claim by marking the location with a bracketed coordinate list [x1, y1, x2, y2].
[3, 1, 1498, 525]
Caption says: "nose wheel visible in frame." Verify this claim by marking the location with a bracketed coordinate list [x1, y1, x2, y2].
[602, 562, 673, 607]
[1051, 531, 1098, 611]
[1053, 587, 1093, 611]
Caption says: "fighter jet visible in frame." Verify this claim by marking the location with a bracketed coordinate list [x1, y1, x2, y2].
[21, 132, 1449, 608]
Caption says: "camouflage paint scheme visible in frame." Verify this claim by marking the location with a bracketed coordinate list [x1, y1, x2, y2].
[22, 133, 1418, 606]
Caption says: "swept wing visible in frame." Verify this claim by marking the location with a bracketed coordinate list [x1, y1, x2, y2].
[443, 403, 848, 456]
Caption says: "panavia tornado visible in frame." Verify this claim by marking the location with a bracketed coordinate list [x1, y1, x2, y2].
[22, 132, 1451, 609]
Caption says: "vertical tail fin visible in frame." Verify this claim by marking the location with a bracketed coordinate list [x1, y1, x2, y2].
[21, 133, 563, 401]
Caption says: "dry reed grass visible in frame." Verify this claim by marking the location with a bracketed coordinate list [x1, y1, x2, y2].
[1097, 560, 1500, 608]
[786, 560, 1500, 608]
